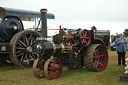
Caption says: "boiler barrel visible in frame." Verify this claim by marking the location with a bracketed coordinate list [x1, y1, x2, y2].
[36, 41, 72, 56]
[42, 42, 62, 56]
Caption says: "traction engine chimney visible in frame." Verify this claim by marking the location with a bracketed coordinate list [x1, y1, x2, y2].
[40, 9, 47, 40]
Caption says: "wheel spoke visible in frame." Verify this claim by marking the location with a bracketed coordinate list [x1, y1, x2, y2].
[20, 55, 24, 61]
[30, 39, 33, 46]
[19, 40, 27, 47]
[23, 54, 27, 61]
[31, 53, 36, 59]
[23, 36, 26, 44]
[25, 35, 29, 46]
[29, 34, 33, 45]
[16, 47, 25, 50]
[50, 72, 54, 78]
[17, 52, 24, 57]
[49, 62, 52, 67]
[39, 62, 43, 69]
[85, 37, 90, 39]
[32, 52, 37, 55]
[38, 70, 41, 76]
[53, 60, 55, 67]
[98, 61, 103, 67]
[29, 34, 32, 41]
[94, 61, 98, 68]
[98, 54, 105, 58]
[82, 39, 84, 44]
[25, 54, 30, 65]
[17, 50, 23, 54]
[81, 37, 84, 39]
[82, 33, 85, 37]
[84, 31, 87, 37]
[48, 70, 52, 74]
[32, 40, 36, 45]
[36, 69, 41, 73]
[18, 42, 23, 47]
[48, 67, 53, 69]
[29, 54, 34, 60]
[94, 50, 99, 56]
[84, 39, 87, 44]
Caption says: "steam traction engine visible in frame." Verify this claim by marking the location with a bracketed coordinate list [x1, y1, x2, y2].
[33, 9, 110, 80]
[0, 7, 54, 67]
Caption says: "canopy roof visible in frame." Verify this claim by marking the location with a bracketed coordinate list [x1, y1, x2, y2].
[0, 7, 55, 21]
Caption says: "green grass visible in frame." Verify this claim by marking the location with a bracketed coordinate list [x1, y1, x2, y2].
[0, 49, 128, 85]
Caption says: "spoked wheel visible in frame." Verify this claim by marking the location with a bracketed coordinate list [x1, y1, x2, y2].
[44, 57, 63, 80]
[84, 44, 108, 72]
[79, 29, 91, 47]
[10, 30, 42, 68]
[33, 58, 45, 78]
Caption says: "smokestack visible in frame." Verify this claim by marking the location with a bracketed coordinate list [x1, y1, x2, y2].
[40, 9, 47, 41]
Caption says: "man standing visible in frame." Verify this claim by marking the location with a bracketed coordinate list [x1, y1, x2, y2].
[115, 34, 127, 66]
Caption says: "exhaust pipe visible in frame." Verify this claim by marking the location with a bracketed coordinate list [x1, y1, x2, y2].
[40, 9, 47, 41]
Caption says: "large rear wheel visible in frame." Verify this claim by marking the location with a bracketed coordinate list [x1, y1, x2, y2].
[84, 44, 108, 72]
[10, 30, 42, 68]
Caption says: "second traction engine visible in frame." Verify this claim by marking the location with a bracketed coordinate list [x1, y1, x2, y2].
[36, 28, 91, 67]
[33, 9, 109, 80]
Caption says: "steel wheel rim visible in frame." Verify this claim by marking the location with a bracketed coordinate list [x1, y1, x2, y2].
[93, 45, 108, 72]
[80, 30, 91, 46]
[44, 58, 62, 80]
[33, 58, 45, 78]
[15, 32, 39, 67]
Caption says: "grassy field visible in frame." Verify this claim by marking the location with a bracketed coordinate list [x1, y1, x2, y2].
[0, 49, 128, 85]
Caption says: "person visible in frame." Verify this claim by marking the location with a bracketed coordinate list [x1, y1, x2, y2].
[115, 34, 127, 66]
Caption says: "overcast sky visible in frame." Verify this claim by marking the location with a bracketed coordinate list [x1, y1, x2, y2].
[1, 0, 128, 35]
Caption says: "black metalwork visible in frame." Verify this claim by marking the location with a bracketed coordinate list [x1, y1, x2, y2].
[40, 9, 47, 40]
[0, 16, 24, 40]
[0, 7, 55, 19]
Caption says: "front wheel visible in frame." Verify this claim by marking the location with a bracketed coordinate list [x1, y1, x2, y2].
[44, 57, 63, 80]
[33, 58, 45, 78]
